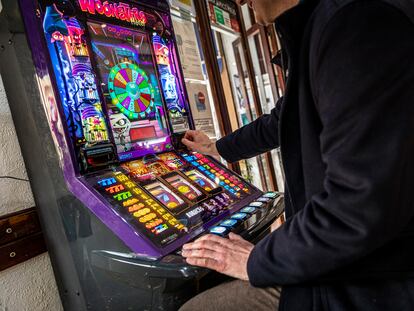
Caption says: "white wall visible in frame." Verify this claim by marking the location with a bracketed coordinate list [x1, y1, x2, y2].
[0, 75, 63, 311]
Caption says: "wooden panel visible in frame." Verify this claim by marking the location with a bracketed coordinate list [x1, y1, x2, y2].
[0, 232, 47, 271]
[0, 208, 47, 271]
[0, 207, 41, 245]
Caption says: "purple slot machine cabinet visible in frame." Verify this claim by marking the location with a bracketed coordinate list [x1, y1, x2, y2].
[0, 0, 284, 310]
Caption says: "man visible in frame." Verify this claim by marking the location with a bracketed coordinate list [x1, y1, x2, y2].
[180, 0, 414, 310]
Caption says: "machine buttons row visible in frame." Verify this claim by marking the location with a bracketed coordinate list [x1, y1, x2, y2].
[209, 192, 280, 237]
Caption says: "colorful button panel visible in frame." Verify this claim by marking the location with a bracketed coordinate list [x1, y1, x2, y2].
[181, 152, 251, 198]
[201, 192, 233, 219]
[206, 194, 278, 238]
[94, 171, 187, 247]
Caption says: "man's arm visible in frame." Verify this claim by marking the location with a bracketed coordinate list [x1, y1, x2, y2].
[216, 99, 282, 162]
[248, 1, 414, 286]
[182, 98, 282, 161]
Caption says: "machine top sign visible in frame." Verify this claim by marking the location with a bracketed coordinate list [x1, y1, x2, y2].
[78, 0, 148, 26]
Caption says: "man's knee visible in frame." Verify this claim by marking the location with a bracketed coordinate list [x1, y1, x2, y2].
[179, 280, 281, 311]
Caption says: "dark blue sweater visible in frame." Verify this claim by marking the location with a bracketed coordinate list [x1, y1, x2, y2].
[217, 0, 414, 291]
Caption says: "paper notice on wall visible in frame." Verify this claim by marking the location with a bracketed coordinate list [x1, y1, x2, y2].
[173, 18, 204, 81]
[214, 6, 231, 29]
[207, 0, 240, 32]
[186, 83, 215, 137]
[170, 0, 194, 14]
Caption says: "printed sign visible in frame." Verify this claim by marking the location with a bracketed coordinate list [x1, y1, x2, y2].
[173, 18, 204, 81]
[186, 83, 215, 137]
[207, 0, 240, 32]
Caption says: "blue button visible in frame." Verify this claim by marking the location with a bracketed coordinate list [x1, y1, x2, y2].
[263, 192, 278, 199]
[240, 207, 257, 214]
[231, 213, 249, 220]
[220, 219, 238, 227]
[257, 197, 271, 203]
[209, 226, 229, 236]
[250, 202, 265, 207]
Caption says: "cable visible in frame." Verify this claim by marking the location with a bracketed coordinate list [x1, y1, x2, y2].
[0, 176, 30, 182]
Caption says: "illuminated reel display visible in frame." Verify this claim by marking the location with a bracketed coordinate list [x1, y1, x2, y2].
[94, 171, 186, 247]
[108, 63, 155, 119]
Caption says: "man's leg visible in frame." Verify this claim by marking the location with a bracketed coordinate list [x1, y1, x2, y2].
[179, 279, 281, 311]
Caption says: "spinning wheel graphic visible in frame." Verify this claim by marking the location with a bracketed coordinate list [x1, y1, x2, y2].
[108, 63, 155, 119]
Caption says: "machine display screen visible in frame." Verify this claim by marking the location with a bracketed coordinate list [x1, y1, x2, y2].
[87, 21, 172, 161]
[184, 169, 219, 192]
[163, 173, 203, 202]
[144, 181, 185, 212]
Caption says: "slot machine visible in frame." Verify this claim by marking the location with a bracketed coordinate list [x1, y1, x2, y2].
[0, 0, 284, 310]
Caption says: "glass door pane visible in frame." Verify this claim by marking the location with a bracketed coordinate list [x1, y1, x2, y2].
[243, 11, 285, 191]
[205, 0, 273, 190]
[247, 30, 277, 113]
[170, 6, 222, 141]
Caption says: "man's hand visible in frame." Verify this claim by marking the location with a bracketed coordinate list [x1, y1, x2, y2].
[181, 130, 219, 156]
[182, 233, 254, 281]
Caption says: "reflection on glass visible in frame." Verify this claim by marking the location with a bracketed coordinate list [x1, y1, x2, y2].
[170, 8, 222, 140]
[212, 25, 268, 190]
[247, 33, 276, 114]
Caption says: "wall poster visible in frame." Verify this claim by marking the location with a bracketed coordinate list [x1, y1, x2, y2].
[186, 83, 215, 138]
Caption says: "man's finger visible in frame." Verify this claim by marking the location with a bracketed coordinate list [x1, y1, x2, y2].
[228, 233, 244, 241]
[182, 240, 227, 253]
[182, 248, 224, 261]
[181, 138, 196, 149]
[183, 130, 197, 140]
[186, 257, 226, 271]
[198, 234, 240, 250]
